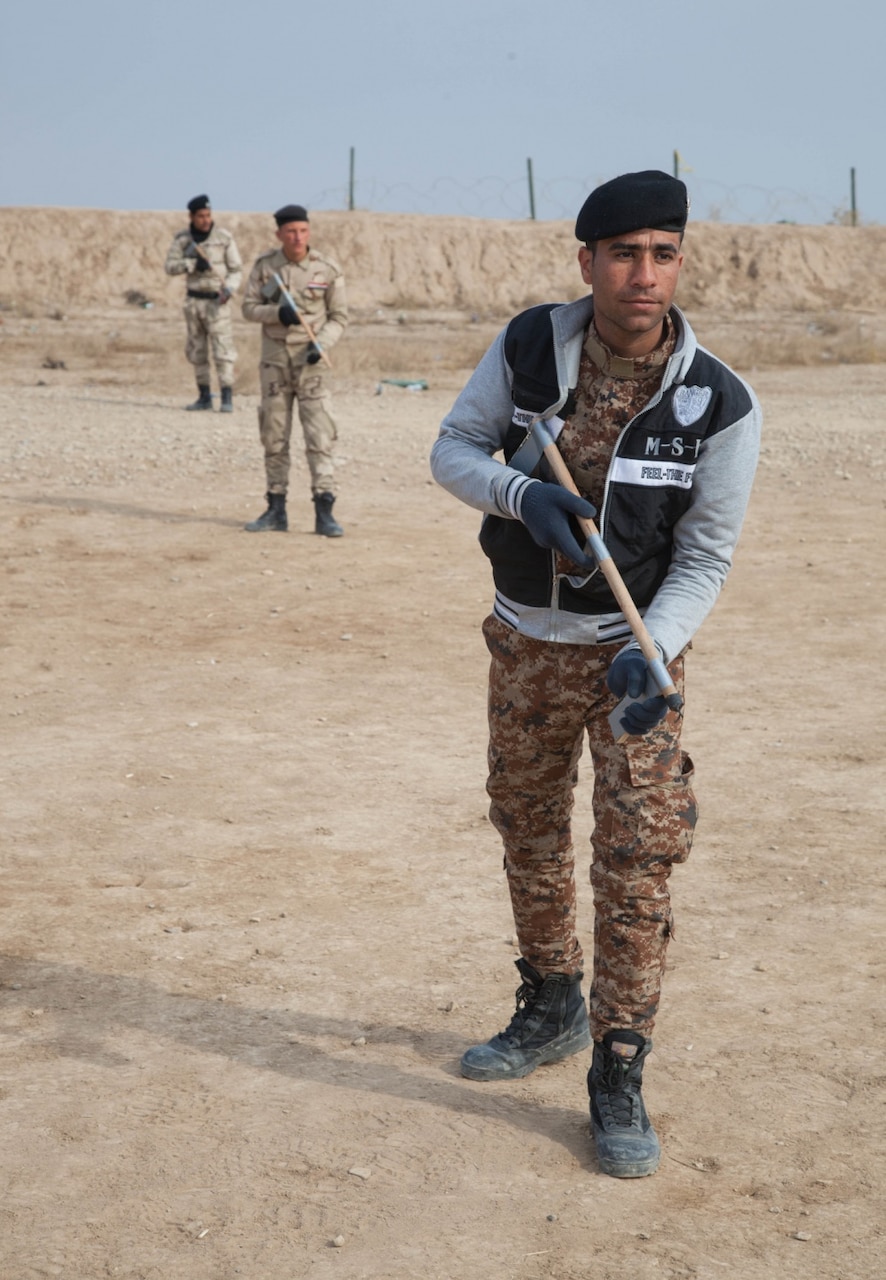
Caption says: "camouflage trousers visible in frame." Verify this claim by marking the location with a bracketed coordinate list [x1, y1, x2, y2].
[258, 353, 338, 495]
[183, 296, 236, 387]
[483, 614, 697, 1040]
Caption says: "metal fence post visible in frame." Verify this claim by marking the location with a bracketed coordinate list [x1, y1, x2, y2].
[850, 167, 857, 226]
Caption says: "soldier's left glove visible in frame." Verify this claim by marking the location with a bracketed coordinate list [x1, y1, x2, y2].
[305, 344, 323, 364]
[278, 304, 299, 326]
[194, 255, 212, 273]
[606, 649, 668, 735]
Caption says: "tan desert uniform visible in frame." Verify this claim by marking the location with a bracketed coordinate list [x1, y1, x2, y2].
[241, 246, 348, 495]
[165, 226, 243, 387]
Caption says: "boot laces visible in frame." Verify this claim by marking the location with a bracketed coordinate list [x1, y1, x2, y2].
[499, 978, 544, 1044]
[597, 1054, 641, 1127]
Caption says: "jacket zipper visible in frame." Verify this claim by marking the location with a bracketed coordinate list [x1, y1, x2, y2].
[549, 350, 683, 609]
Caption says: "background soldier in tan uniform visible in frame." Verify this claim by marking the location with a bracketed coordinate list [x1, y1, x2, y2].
[241, 204, 348, 536]
[165, 194, 243, 412]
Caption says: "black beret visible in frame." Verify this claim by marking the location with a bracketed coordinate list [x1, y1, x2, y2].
[187, 194, 210, 214]
[575, 170, 688, 243]
[274, 204, 309, 227]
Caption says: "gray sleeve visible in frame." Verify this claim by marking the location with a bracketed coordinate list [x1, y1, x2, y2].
[641, 386, 762, 662]
[430, 329, 534, 519]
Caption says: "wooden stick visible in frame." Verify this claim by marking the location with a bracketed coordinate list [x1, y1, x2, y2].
[272, 271, 333, 368]
[539, 434, 683, 712]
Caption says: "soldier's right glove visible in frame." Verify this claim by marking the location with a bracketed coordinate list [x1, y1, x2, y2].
[194, 255, 212, 273]
[278, 304, 298, 326]
[606, 649, 650, 701]
[519, 481, 596, 571]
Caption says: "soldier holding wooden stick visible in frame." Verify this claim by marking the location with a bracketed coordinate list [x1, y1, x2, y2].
[164, 194, 242, 412]
[431, 171, 762, 1179]
[241, 205, 348, 536]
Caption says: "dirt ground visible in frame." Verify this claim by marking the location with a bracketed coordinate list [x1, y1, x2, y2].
[1, 288, 884, 1280]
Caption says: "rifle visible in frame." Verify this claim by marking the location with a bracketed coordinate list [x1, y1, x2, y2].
[271, 271, 332, 367]
[188, 239, 231, 303]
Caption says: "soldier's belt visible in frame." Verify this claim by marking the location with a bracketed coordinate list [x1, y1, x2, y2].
[187, 289, 220, 300]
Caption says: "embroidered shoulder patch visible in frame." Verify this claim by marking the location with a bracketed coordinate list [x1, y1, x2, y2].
[673, 384, 712, 426]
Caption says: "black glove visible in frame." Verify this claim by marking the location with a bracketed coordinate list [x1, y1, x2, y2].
[278, 304, 298, 327]
[606, 649, 668, 735]
[194, 255, 212, 273]
[306, 344, 323, 364]
[519, 482, 596, 570]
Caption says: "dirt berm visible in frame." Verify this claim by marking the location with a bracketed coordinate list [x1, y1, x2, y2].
[0, 206, 884, 316]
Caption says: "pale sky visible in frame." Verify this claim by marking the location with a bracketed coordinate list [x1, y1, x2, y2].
[2, 0, 884, 226]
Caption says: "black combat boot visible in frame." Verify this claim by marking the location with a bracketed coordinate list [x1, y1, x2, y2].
[186, 384, 213, 411]
[460, 957, 591, 1081]
[220, 386, 233, 413]
[313, 491, 343, 537]
[588, 1030, 660, 1178]
[244, 492, 288, 532]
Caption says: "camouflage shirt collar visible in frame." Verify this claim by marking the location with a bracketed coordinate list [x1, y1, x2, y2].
[584, 315, 676, 381]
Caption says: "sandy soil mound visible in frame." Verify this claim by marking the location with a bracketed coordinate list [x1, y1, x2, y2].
[2, 206, 886, 319]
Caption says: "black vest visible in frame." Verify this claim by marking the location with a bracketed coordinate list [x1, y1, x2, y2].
[478, 304, 753, 615]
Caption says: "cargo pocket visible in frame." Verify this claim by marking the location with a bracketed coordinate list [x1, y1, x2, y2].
[597, 746, 697, 870]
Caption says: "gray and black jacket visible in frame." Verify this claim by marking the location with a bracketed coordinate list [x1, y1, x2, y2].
[430, 295, 761, 662]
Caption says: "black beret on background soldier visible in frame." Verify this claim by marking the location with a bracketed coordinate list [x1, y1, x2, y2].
[430, 170, 762, 1179]
[164, 194, 243, 412]
[240, 204, 348, 536]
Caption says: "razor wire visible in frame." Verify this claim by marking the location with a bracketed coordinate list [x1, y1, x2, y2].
[301, 173, 871, 227]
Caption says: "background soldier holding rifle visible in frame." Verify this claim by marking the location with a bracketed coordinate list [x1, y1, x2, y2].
[241, 204, 348, 536]
[430, 171, 761, 1179]
[164, 194, 243, 412]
